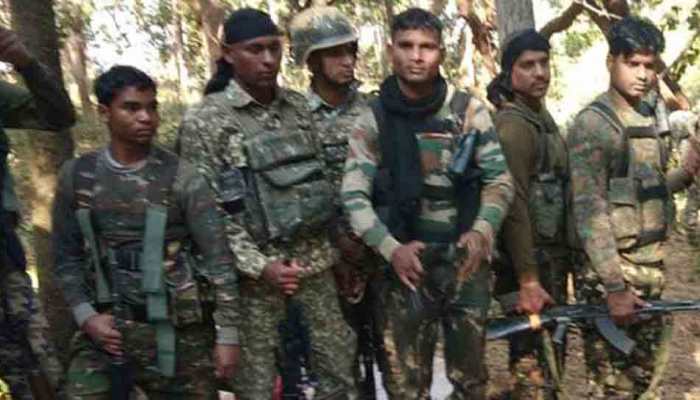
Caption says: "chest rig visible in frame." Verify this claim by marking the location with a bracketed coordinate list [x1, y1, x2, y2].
[589, 101, 671, 250]
[228, 103, 334, 244]
[498, 103, 568, 246]
[73, 149, 197, 377]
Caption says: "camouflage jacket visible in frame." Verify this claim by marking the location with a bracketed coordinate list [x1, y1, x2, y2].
[341, 83, 514, 262]
[307, 82, 372, 203]
[178, 80, 338, 279]
[52, 146, 239, 344]
[568, 89, 691, 287]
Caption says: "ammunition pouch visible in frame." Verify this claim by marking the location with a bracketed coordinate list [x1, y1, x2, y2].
[243, 129, 333, 243]
[528, 173, 566, 244]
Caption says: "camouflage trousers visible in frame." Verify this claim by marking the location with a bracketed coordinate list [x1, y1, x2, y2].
[0, 268, 64, 400]
[65, 320, 217, 399]
[378, 248, 491, 400]
[232, 269, 357, 399]
[681, 182, 700, 242]
[493, 249, 570, 400]
[576, 260, 671, 400]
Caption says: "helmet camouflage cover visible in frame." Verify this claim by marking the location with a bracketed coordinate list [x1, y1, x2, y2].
[289, 6, 358, 66]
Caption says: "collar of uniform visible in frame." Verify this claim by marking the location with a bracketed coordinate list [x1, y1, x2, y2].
[223, 79, 294, 109]
[306, 80, 361, 112]
[599, 89, 655, 127]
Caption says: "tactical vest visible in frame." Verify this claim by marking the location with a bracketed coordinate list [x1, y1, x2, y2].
[497, 103, 568, 246]
[370, 90, 480, 243]
[588, 101, 671, 250]
[232, 106, 334, 244]
[73, 148, 203, 377]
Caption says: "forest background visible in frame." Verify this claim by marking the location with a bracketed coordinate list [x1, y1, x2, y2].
[2, 0, 700, 396]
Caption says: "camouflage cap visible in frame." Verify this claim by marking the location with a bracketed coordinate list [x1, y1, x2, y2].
[289, 6, 358, 66]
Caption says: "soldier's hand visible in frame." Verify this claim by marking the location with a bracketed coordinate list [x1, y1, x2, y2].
[456, 230, 491, 283]
[390, 241, 425, 291]
[516, 279, 554, 315]
[0, 27, 32, 68]
[263, 259, 304, 296]
[82, 313, 123, 356]
[607, 290, 648, 326]
[213, 344, 240, 380]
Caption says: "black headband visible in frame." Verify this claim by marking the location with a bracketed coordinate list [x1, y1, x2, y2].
[500, 29, 550, 72]
[223, 8, 281, 45]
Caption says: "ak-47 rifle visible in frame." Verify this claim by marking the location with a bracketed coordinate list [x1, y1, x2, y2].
[487, 300, 700, 355]
[278, 296, 318, 400]
[107, 251, 135, 400]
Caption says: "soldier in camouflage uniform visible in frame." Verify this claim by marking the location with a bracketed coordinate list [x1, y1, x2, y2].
[177, 8, 356, 399]
[341, 8, 514, 399]
[567, 17, 700, 399]
[52, 66, 240, 399]
[0, 27, 74, 399]
[487, 30, 568, 400]
[289, 7, 383, 397]
[669, 110, 700, 241]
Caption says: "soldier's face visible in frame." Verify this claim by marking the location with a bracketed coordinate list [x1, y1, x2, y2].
[310, 42, 357, 86]
[99, 86, 159, 146]
[388, 28, 443, 85]
[608, 51, 658, 102]
[511, 50, 550, 101]
[224, 35, 282, 91]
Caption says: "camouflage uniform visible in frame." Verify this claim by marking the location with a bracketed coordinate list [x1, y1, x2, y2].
[178, 79, 357, 400]
[52, 146, 240, 399]
[494, 96, 569, 400]
[0, 60, 74, 399]
[568, 90, 692, 399]
[669, 111, 700, 241]
[342, 83, 514, 399]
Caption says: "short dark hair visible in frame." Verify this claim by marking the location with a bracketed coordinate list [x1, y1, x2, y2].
[390, 8, 443, 42]
[608, 16, 665, 57]
[94, 65, 157, 106]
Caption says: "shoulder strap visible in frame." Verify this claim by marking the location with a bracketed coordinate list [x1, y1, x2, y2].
[588, 101, 630, 178]
[72, 152, 111, 304]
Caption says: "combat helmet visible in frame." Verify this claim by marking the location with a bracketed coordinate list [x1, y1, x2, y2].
[289, 6, 358, 66]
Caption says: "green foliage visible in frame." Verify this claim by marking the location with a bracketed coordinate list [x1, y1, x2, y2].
[562, 29, 601, 58]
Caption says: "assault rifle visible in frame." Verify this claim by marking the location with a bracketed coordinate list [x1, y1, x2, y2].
[278, 297, 318, 400]
[107, 251, 135, 400]
[487, 300, 700, 355]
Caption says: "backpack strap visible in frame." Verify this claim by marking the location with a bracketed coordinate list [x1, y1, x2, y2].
[72, 152, 111, 305]
[141, 148, 178, 377]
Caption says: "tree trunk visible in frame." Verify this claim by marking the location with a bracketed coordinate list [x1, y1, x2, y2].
[62, 3, 94, 120]
[196, 0, 226, 78]
[170, 0, 189, 99]
[495, 0, 535, 44]
[9, 0, 76, 365]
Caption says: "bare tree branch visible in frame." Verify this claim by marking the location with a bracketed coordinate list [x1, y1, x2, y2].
[539, 2, 584, 38]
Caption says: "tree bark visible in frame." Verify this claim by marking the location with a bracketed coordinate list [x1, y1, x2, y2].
[495, 0, 535, 45]
[458, 0, 498, 78]
[62, 1, 94, 119]
[196, 0, 226, 77]
[540, 2, 584, 39]
[9, 0, 76, 365]
[171, 0, 189, 98]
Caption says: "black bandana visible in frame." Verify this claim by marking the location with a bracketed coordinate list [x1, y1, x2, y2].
[223, 8, 280, 44]
[487, 29, 549, 107]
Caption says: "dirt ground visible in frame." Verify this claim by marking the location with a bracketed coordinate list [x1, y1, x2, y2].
[485, 232, 700, 400]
